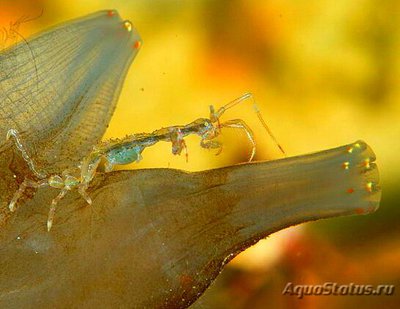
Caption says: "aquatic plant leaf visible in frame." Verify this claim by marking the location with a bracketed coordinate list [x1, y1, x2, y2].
[0, 141, 381, 308]
[0, 10, 142, 173]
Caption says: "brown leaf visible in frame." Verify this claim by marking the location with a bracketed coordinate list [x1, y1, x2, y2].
[0, 140, 380, 308]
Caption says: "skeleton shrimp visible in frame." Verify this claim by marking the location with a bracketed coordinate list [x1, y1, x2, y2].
[7, 93, 284, 231]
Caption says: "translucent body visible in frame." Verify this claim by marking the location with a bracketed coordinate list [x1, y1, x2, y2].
[0, 10, 142, 173]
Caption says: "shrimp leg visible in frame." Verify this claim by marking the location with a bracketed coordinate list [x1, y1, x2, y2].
[6, 129, 47, 179]
[169, 128, 188, 162]
[8, 178, 48, 212]
[47, 187, 69, 231]
[220, 119, 256, 162]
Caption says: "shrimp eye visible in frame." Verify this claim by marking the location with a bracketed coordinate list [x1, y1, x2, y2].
[205, 121, 214, 131]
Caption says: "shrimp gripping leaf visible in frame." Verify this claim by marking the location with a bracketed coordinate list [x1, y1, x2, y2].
[0, 140, 380, 308]
[0, 10, 142, 173]
[0, 9, 381, 309]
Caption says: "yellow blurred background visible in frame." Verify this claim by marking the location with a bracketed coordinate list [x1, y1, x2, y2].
[1, 0, 399, 308]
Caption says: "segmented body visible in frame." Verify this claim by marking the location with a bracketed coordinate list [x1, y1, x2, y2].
[7, 93, 284, 231]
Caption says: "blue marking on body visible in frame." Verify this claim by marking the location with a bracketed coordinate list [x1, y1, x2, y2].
[107, 145, 142, 165]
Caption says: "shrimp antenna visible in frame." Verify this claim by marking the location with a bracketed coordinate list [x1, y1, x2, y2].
[251, 96, 286, 156]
